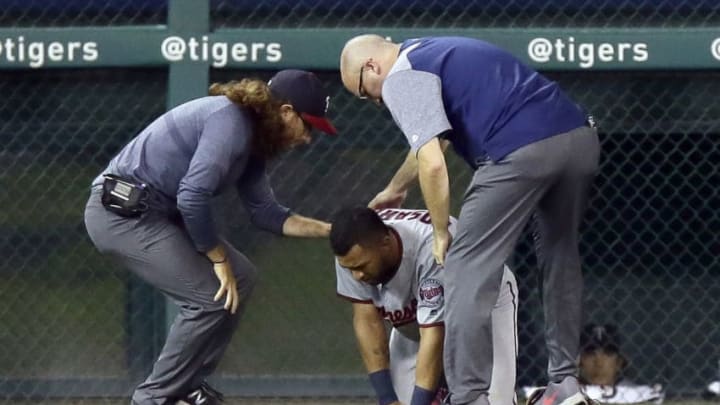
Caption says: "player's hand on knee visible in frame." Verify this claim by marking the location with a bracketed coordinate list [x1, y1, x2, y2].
[212, 261, 240, 314]
[368, 188, 407, 209]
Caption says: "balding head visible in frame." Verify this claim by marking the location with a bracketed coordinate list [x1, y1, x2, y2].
[340, 34, 400, 99]
[340, 34, 389, 71]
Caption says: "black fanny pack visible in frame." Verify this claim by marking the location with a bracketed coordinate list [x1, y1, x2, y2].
[101, 174, 149, 218]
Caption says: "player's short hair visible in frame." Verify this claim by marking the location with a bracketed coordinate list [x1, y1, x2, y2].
[330, 207, 389, 256]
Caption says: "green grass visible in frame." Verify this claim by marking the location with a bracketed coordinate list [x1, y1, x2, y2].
[0, 267, 127, 378]
[216, 237, 364, 374]
[0, 162, 100, 228]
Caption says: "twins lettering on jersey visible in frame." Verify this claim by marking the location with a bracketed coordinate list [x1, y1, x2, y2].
[379, 299, 418, 326]
[419, 278, 444, 309]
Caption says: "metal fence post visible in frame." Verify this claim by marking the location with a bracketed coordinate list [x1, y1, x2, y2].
[163, 0, 211, 340]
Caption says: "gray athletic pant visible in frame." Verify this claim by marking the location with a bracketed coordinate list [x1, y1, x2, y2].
[443, 126, 600, 405]
[84, 188, 258, 405]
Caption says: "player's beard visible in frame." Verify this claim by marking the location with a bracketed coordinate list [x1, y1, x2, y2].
[366, 234, 402, 286]
[371, 258, 400, 286]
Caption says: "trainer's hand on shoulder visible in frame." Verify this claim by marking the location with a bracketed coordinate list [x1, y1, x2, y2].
[368, 188, 407, 210]
[212, 260, 239, 314]
[432, 228, 452, 266]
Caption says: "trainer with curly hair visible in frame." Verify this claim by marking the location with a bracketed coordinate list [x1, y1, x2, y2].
[84, 70, 337, 405]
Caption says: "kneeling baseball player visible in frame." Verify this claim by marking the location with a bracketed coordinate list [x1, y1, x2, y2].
[330, 207, 518, 405]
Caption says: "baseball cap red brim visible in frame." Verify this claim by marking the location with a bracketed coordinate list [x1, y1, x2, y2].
[301, 113, 337, 135]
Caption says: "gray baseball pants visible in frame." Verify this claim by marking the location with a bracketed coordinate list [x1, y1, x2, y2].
[84, 188, 258, 405]
[443, 126, 600, 405]
[391, 269, 518, 405]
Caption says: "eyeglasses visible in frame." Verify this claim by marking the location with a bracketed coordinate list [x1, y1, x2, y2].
[357, 65, 368, 100]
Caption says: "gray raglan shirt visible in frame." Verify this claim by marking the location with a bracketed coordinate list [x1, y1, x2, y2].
[92, 96, 291, 251]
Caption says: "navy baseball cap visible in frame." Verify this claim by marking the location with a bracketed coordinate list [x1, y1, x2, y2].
[581, 324, 621, 353]
[268, 69, 337, 135]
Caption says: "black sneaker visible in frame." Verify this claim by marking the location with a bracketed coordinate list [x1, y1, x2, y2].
[177, 382, 224, 405]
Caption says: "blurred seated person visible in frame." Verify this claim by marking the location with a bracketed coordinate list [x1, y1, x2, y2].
[579, 323, 627, 386]
[578, 324, 664, 404]
[522, 324, 664, 404]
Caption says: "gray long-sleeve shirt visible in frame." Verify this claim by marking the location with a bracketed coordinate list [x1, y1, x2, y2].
[93, 96, 291, 251]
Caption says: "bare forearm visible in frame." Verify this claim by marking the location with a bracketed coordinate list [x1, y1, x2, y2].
[353, 309, 390, 372]
[352, 304, 397, 405]
[282, 214, 331, 238]
[417, 142, 450, 233]
[387, 139, 448, 194]
[418, 165, 450, 232]
[386, 150, 419, 193]
[416, 326, 444, 390]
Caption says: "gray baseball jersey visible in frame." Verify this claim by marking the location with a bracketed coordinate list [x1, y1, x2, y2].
[335, 208, 518, 405]
[336, 208, 452, 331]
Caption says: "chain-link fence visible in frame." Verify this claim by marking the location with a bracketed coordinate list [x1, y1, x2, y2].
[0, 69, 168, 396]
[0, 1, 165, 27]
[1, 1, 719, 404]
[211, 0, 720, 28]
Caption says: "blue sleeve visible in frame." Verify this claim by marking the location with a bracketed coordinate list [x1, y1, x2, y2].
[236, 157, 291, 235]
[177, 105, 251, 252]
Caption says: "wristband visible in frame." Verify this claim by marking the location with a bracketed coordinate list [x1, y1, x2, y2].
[368, 369, 398, 405]
[410, 385, 435, 405]
[211, 257, 227, 264]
